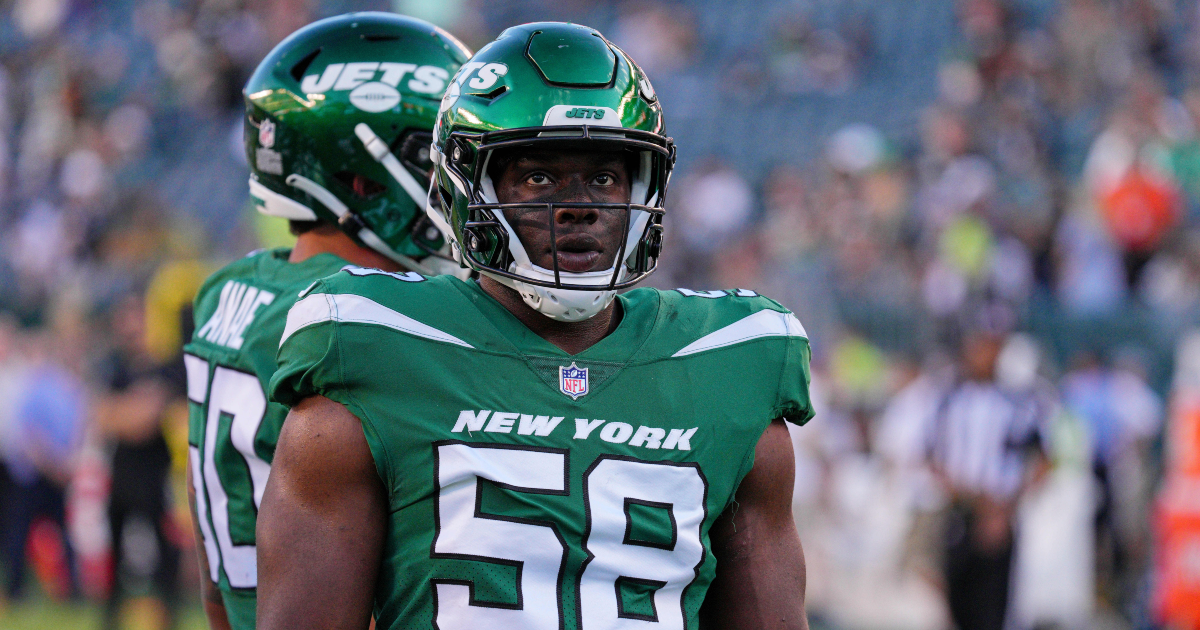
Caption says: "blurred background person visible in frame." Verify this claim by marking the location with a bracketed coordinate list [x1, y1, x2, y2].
[91, 293, 181, 630]
[924, 309, 1051, 630]
[1062, 346, 1163, 610]
[4, 306, 88, 602]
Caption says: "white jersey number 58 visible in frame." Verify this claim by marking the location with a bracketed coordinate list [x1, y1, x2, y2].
[433, 443, 707, 630]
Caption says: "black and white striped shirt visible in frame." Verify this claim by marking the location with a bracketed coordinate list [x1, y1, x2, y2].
[928, 380, 1049, 501]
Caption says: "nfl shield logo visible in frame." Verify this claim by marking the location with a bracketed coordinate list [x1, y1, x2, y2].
[259, 119, 276, 149]
[559, 363, 589, 400]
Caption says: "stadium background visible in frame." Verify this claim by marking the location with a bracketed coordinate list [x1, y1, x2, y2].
[0, 0, 1194, 628]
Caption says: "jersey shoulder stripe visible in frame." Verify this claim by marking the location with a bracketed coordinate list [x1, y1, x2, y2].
[629, 287, 806, 362]
[281, 291, 473, 349]
[671, 309, 807, 358]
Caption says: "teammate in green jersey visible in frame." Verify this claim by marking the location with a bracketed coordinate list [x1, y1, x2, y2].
[183, 13, 468, 630]
[260, 22, 815, 630]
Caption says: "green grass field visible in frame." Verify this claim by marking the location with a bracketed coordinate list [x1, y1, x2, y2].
[0, 595, 207, 630]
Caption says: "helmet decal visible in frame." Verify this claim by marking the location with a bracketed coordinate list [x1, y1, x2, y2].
[301, 62, 450, 95]
[348, 82, 401, 113]
[258, 119, 276, 148]
[440, 62, 509, 115]
[465, 63, 508, 90]
[543, 106, 620, 126]
[299, 63, 344, 93]
[638, 75, 657, 102]
[439, 82, 461, 116]
[255, 145, 283, 176]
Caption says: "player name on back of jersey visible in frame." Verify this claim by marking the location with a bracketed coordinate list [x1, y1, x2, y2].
[196, 280, 276, 350]
[452, 409, 699, 451]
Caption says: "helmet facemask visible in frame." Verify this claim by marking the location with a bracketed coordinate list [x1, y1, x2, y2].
[432, 124, 673, 322]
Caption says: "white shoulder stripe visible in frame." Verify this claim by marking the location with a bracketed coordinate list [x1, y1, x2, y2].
[672, 309, 807, 358]
[280, 293, 473, 349]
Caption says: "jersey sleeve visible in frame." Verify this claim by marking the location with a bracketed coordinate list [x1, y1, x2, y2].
[775, 325, 816, 426]
[268, 284, 398, 492]
[269, 286, 343, 409]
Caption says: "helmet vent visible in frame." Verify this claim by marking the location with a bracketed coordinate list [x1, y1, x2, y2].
[334, 172, 387, 200]
[289, 48, 323, 82]
[470, 85, 508, 100]
[361, 33, 400, 42]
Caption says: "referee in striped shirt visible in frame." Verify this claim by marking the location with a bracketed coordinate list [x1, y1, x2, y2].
[928, 309, 1052, 630]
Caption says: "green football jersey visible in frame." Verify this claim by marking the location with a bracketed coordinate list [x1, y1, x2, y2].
[183, 248, 350, 630]
[270, 269, 814, 630]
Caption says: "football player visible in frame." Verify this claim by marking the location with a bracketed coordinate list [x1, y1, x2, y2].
[261, 22, 815, 630]
[183, 13, 468, 630]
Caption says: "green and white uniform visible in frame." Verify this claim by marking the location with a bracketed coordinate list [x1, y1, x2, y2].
[184, 248, 350, 630]
[270, 269, 814, 630]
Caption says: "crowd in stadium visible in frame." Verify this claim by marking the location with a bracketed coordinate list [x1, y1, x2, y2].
[0, 0, 1195, 628]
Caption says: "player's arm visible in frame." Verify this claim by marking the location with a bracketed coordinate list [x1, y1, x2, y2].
[256, 395, 387, 630]
[699, 419, 808, 630]
[187, 457, 232, 630]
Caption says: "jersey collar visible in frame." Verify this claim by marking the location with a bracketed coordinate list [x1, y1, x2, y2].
[454, 279, 658, 364]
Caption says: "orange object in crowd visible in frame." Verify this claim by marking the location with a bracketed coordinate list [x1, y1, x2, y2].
[1100, 166, 1180, 253]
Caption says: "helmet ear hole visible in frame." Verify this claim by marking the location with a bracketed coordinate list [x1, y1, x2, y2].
[334, 172, 387, 200]
[397, 131, 435, 175]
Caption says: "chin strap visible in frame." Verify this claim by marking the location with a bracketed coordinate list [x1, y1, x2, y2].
[285, 173, 437, 276]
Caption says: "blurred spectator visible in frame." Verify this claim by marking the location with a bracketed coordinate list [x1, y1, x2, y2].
[1063, 348, 1163, 608]
[1006, 336, 1095, 630]
[767, 12, 868, 96]
[1054, 207, 1130, 315]
[1083, 78, 1183, 285]
[668, 158, 754, 286]
[611, 2, 695, 75]
[91, 294, 180, 629]
[677, 158, 754, 251]
[4, 312, 88, 600]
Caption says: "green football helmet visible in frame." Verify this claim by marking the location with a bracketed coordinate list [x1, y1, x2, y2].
[244, 12, 470, 273]
[429, 22, 675, 321]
